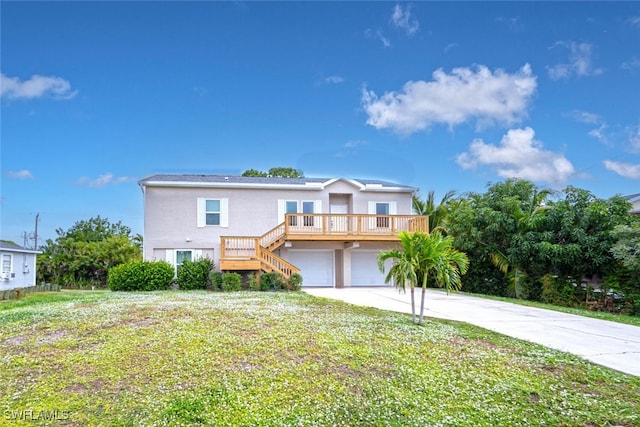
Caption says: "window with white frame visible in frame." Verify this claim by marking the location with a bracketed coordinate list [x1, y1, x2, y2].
[176, 250, 192, 269]
[1, 254, 11, 275]
[197, 198, 228, 228]
[367, 201, 397, 229]
[205, 200, 221, 226]
[376, 202, 390, 228]
[278, 200, 322, 226]
[166, 249, 204, 275]
[302, 201, 315, 227]
[286, 200, 298, 226]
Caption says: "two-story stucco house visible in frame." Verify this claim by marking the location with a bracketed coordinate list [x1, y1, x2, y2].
[139, 174, 428, 287]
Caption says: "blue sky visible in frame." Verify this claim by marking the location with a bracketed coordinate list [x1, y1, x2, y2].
[2, 1, 639, 246]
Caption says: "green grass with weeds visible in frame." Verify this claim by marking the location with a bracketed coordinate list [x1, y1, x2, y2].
[1, 290, 638, 426]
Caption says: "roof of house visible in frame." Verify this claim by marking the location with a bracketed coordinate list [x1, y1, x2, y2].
[139, 174, 416, 192]
[0, 241, 41, 254]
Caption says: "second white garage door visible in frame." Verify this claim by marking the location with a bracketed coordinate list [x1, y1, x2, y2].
[351, 250, 391, 286]
[287, 250, 334, 287]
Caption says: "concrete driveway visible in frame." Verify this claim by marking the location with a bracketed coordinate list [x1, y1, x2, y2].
[304, 287, 640, 377]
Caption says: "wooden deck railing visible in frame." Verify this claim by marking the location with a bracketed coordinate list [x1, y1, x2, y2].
[258, 247, 298, 277]
[221, 214, 428, 260]
[260, 222, 286, 249]
[281, 213, 428, 236]
[221, 214, 428, 278]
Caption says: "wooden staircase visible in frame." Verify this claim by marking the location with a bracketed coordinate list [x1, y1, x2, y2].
[220, 213, 429, 278]
[220, 223, 298, 278]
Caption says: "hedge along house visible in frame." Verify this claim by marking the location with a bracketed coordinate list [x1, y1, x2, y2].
[0, 242, 41, 291]
[139, 174, 428, 287]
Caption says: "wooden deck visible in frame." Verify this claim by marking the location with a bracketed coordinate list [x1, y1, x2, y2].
[220, 214, 428, 276]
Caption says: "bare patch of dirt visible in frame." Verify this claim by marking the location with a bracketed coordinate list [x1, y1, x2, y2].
[530, 391, 540, 403]
[3, 335, 27, 345]
[38, 329, 67, 344]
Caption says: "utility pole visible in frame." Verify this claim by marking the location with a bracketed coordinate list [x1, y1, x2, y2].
[34, 213, 39, 250]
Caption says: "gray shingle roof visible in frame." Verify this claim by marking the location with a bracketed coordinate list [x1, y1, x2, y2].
[0, 242, 25, 250]
[0, 241, 40, 253]
[139, 174, 415, 190]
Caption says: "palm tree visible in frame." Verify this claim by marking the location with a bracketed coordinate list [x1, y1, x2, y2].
[412, 190, 457, 234]
[415, 231, 469, 325]
[377, 231, 421, 324]
[378, 231, 469, 325]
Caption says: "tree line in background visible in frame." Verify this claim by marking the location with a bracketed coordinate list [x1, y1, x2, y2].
[415, 179, 640, 315]
[37, 216, 142, 288]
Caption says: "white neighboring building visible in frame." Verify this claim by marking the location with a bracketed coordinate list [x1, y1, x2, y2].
[0, 242, 41, 291]
[139, 174, 429, 288]
[625, 193, 640, 216]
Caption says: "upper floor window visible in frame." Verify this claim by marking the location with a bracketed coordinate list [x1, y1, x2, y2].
[368, 201, 397, 229]
[278, 200, 322, 226]
[197, 198, 229, 228]
[376, 203, 390, 228]
[302, 201, 315, 227]
[376, 202, 390, 215]
[206, 200, 221, 226]
[286, 200, 298, 226]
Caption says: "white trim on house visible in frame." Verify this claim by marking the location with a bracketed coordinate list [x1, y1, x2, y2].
[140, 177, 415, 193]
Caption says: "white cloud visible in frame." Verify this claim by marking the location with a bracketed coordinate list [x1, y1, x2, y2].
[547, 41, 602, 80]
[566, 110, 611, 144]
[362, 64, 536, 134]
[391, 4, 419, 35]
[324, 75, 345, 85]
[77, 173, 133, 188]
[443, 43, 458, 54]
[1, 73, 77, 100]
[588, 124, 610, 145]
[495, 16, 523, 32]
[621, 56, 640, 71]
[603, 160, 640, 179]
[7, 170, 34, 179]
[456, 127, 575, 183]
[364, 28, 391, 47]
[335, 140, 367, 158]
[628, 123, 640, 152]
[567, 110, 601, 125]
[344, 140, 367, 148]
[629, 16, 640, 27]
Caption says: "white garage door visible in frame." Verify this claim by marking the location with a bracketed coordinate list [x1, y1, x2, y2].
[287, 250, 334, 287]
[351, 250, 391, 286]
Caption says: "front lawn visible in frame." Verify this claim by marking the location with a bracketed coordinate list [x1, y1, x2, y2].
[1, 291, 638, 426]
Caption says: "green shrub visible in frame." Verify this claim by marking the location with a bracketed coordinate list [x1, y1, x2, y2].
[221, 273, 242, 292]
[259, 272, 284, 291]
[177, 258, 214, 290]
[108, 261, 174, 291]
[248, 273, 260, 291]
[286, 273, 303, 291]
[209, 272, 223, 291]
[540, 275, 580, 307]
